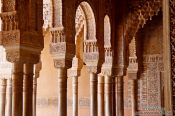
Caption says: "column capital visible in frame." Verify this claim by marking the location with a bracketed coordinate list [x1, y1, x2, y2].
[83, 40, 99, 74]
[1, 30, 43, 64]
[112, 66, 127, 77]
[127, 57, 138, 80]
[50, 27, 75, 69]
[68, 57, 83, 77]
[101, 47, 113, 76]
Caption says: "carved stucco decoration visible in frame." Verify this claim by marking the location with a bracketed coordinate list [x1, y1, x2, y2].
[50, 27, 75, 68]
[3, 0, 15, 12]
[83, 40, 99, 73]
[68, 57, 83, 77]
[0, 0, 44, 64]
[101, 47, 113, 76]
[170, 0, 175, 114]
[127, 37, 138, 79]
[126, 0, 162, 43]
[43, 0, 52, 30]
[75, 6, 85, 37]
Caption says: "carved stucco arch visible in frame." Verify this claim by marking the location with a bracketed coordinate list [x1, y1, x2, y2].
[126, 0, 162, 44]
[78, 1, 96, 40]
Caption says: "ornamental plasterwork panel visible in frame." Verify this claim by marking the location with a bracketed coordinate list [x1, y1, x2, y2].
[43, 0, 52, 30]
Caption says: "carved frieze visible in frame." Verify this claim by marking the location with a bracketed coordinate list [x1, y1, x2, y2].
[2, 30, 20, 46]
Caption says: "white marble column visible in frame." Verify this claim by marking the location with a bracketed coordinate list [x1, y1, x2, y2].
[23, 63, 34, 116]
[98, 74, 104, 116]
[104, 75, 112, 116]
[115, 76, 124, 116]
[0, 79, 6, 116]
[90, 72, 97, 116]
[5, 78, 12, 116]
[72, 76, 78, 116]
[12, 63, 23, 116]
[57, 68, 67, 116]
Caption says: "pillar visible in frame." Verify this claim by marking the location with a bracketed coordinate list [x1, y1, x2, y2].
[12, 63, 23, 116]
[33, 77, 37, 116]
[98, 74, 104, 116]
[104, 75, 113, 116]
[72, 76, 78, 116]
[23, 63, 34, 116]
[90, 72, 97, 116]
[57, 68, 67, 116]
[115, 76, 124, 116]
[0, 79, 6, 116]
[130, 80, 136, 116]
[5, 78, 12, 116]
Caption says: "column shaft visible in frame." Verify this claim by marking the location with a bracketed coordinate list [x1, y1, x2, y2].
[33, 77, 37, 116]
[115, 77, 124, 116]
[0, 79, 6, 116]
[98, 75, 104, 116]
[5, 79, 12, 116]
[130, 80, 136, 116]
[72, 76, 78, 116]
[90, 73, 97, 116]
[57, 68, 67, 116]
[104, 76, 112, 116]
[12, 63, 23, 116]
[23, 63, 34, 116]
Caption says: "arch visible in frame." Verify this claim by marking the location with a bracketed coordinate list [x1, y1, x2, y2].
[78, 1, 96, 40]
[104, 15, 111, 47]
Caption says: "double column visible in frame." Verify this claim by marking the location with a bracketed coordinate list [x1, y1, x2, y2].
[11, 63, 35, 116]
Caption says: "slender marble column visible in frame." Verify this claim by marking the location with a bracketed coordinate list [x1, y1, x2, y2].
[90, 72, 97, 116]
[12, 63, 23, 116]
[57, 68, 67, 116]
[98, 74, 104, 116]
[33, 77, 37, 116]
[130, 80, 136, 116]
[23, 63, 34, 116]
[115, 76, 124, 116]
[72, 76, 78, 116]
[5, 79, 12, 116]
[104, 76, 112, 116]
[0, 79, 6, 116]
